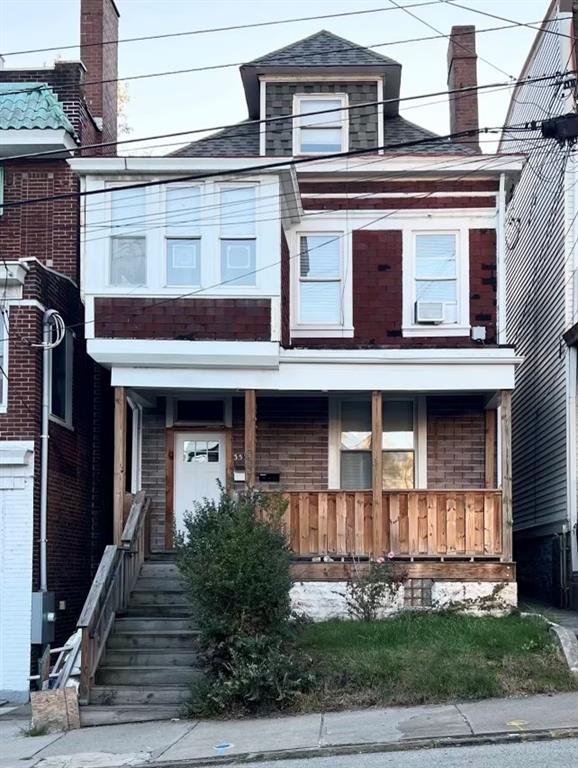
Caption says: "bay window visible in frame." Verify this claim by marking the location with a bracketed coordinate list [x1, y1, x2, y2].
[109, 187, 146, 286]
[298, 234, 342, 325]
[220, 185, 256, 286]
[293, 94, 348, 155]
[339, 399, 416, 490]
[165, 186, 201, 286]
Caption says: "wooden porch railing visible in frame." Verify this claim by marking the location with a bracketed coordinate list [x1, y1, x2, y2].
[273, 490, 503, 560]
[76, 491, 150, 703]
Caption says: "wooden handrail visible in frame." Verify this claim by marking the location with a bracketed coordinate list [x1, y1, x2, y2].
[76, 492, 150, 703]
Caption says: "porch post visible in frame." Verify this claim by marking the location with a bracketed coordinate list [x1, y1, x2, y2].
[245, 389, 257, 488]
[500, 390, 513, 561]
[371, 391, 383, 557]
[485, 408, 497, 488]
[113, 386, 127, 545]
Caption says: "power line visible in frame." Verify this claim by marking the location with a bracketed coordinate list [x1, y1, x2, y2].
[1, 1, 446, 57]
[387, 0, 512, 79]
[0, 122, 530, 213]
[440, 0, 575, 41]
[1, 69, 567, 166]
[0, 17, 559, 103]
[0, 149, 529, 347]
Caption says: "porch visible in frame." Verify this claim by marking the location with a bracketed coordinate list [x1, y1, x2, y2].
[111, 388, 513, 578]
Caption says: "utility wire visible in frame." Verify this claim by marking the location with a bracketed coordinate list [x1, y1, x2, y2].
[1, 1, 447, 57]
[0, 17, 560, 102]
[387, 0, 512, 79]
[0, 123, 529, 212]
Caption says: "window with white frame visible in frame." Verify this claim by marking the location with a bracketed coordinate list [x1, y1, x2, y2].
[50, 329, 73, 426]
[293, 94, 348, 155]
[219, 185, 257, 286]
[414, 233, 458, 325]
[298, 234, 342, 325]
[109, 187, 147, 286]
[165, 186, 201, 286]
[0, 308, 8, 410]
[339, 399, 415, 490]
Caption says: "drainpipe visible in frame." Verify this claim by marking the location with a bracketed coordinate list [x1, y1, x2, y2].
[496, 172, 507, 345]
[39, 310, 65, 592]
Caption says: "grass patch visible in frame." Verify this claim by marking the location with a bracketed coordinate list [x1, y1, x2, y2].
[21, 724, 50, 737]
[294, 612, 578, 712]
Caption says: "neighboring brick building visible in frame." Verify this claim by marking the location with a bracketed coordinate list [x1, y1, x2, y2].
[0, 0, 119, 703]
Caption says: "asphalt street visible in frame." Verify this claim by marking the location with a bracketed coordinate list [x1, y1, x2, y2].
[234, 738, 578, 768]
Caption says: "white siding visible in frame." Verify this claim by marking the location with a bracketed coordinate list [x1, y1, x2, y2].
[0, 442, 34, 703]
[502, 15, 570, 533]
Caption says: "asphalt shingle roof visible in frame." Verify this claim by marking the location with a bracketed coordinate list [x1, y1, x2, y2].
[0, 83, 74, 133]
[246, 29, 400, 68]
[172, 115, 474, 157]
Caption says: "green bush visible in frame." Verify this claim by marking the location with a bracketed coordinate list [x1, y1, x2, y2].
[176, 489, 314, 715]
[345, 560, 404, 621]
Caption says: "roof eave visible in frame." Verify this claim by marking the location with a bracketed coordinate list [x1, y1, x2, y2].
[240, 62, 402, 119]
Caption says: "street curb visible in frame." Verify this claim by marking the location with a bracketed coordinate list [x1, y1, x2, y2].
[150, 727, 578, 767]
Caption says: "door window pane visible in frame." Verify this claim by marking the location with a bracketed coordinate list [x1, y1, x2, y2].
[221, 239, 256, 285]
[299, 282, 340, 324]
[166, 186, 201, 234]
[220, 186, 256, 236]
[300, 235, 340, 278]
[111, 237, 146, 285]
[167, 239, 200, 285]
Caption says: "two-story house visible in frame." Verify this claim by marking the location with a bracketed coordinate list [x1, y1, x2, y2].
[0, 0, 119, 703]
[68, 25, 525, 714]
[499, 0, 577, 610]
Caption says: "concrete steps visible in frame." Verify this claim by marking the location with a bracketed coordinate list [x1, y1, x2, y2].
[83, 554, 201, 724]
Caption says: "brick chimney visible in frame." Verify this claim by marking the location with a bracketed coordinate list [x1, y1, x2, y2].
[80, 0, 119, 151]
[447, 25, 480, 152]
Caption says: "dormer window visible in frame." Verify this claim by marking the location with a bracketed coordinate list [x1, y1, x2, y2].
[293, 94, 348, 155]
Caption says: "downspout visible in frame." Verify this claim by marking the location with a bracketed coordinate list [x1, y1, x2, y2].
[497, 172, 507, 345]
[39, 310, 65, 592]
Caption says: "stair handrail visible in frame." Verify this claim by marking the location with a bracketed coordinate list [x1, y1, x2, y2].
[75, 491, 151, 703]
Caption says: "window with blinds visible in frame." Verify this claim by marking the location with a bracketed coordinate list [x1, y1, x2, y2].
[414, 233, 458, 323]
[299, 234, 342, 325]
[109, 187, 147, 286]
[339, 399, 416, 490]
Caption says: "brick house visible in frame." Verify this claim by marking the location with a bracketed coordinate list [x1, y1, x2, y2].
[70, 23, 524, 612]
[0, 0, 119, 703]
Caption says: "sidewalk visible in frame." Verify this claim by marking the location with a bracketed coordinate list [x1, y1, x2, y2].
[1, 692, 577, 768]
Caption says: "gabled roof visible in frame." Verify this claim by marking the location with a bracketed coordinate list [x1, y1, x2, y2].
[0, 83, 74, 133]
[246, 29, 400, 68]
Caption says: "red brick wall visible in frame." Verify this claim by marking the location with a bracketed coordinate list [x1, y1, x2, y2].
[94, 297, 272, 341]
[447, 26, 480, 152]
[290, 228, 497, 348]
[300, 181, 499, 194]
[302, 197, 495, 211]
[427, 395, 486, 489]
[281, 230, 290, 347]
[80, 0, 119, 150]
[0, 162, 79, 280]
[0, 264, 111, 645]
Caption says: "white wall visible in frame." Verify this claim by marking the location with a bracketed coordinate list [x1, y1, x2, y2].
[0, 442, 34, 703]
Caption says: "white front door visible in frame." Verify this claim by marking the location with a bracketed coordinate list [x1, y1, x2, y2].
[174, 432, 226, 535]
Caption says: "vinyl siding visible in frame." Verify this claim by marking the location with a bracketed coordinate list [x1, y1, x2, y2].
[502, 16, 569, 533]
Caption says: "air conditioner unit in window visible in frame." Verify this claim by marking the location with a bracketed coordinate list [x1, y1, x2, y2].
[415, 301, 445, 324]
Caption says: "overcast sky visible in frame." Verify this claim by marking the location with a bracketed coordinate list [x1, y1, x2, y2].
[1, 0, 555, 154]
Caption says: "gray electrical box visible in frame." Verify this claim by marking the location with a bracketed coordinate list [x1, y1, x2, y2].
[31, 591, 56, 645]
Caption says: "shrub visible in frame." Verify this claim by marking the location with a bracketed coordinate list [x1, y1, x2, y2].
[176, 489, 314, 715]
[176, 489, 292, 646]
[345, 560, 403, 621]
